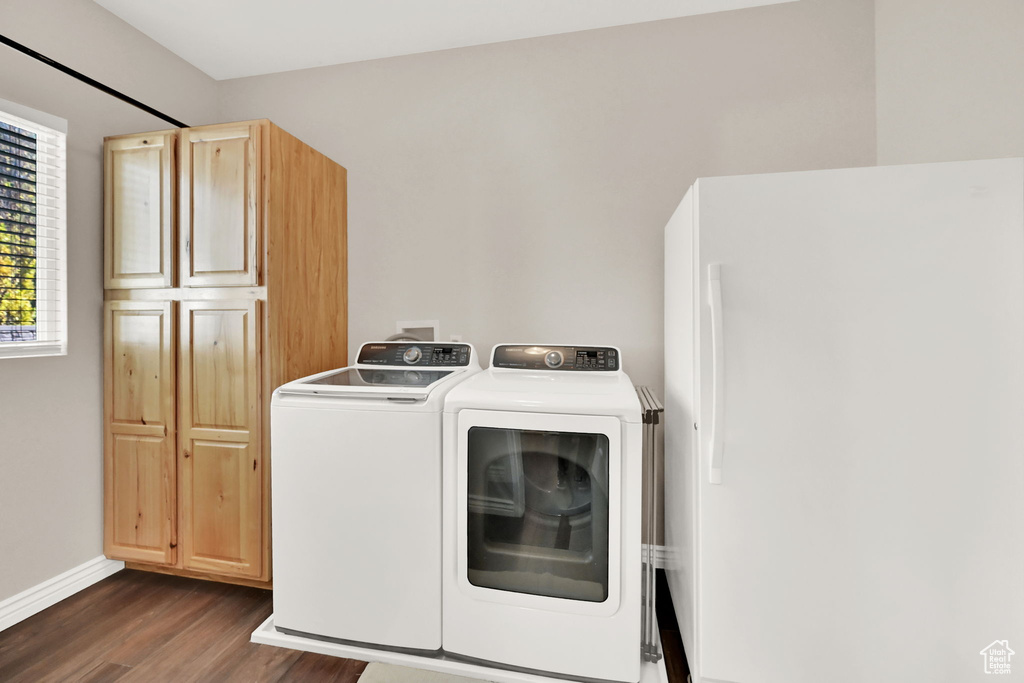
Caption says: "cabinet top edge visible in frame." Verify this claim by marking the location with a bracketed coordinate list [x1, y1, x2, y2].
[103, 119, 273, 143]
[103, 129, 179, 143]
[184, 119, 270, 133]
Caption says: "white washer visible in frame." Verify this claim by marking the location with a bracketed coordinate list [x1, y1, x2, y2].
[272, 341, 481, 652]
[442, 344, 643, 682]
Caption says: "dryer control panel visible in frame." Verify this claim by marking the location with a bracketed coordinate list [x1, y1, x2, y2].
[491, 345, 619, 371]
[357, 342, 473, 367]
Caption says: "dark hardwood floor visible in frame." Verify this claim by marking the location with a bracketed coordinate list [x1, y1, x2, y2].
[0, 570, 365, 683]
[0, 568, 688, 682]
[656, 570, 690, 683]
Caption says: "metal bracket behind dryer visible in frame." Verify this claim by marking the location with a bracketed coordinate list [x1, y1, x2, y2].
[635, 385, 664, 663]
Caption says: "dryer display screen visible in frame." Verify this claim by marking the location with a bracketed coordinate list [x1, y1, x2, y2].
[432, 347, 457, 364]
[491, 345, 619, 371]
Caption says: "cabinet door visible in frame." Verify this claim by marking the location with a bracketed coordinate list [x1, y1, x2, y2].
[180, 123, 261, 287]
[179, 300, 262, 578]
[104, 300, 176, 564]
[104, 132, 176, 289]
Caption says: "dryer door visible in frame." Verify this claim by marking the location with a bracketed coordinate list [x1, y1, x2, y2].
[455, 409, 622, 616]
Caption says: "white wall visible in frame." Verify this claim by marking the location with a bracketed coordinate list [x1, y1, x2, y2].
[0, 0, 219, 602]
[219, 0, 877, 396]
[876, 0, 1024, 164]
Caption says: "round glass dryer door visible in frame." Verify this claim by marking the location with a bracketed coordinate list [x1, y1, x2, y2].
[466, 427, 610, 602]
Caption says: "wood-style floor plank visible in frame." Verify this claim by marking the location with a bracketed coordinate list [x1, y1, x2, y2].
[2, 572, 182, 683]
[102, 580, 242, 668]
[280, 651, 367, 682]
[198, 634, 305, 683]
[1, 567, 682, 682]
[75, 660, 132, 683]
[116, 586, 274, 682]
[0, 569, 367, 682]
[655, 569, 690, 683]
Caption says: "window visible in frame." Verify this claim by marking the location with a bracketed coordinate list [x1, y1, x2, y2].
[0, 100, 67, 358]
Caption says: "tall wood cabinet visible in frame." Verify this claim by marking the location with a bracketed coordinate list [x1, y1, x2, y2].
[103, 121, 347, 584]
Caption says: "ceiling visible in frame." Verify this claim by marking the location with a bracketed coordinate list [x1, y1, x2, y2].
[93, 0, 792, 80]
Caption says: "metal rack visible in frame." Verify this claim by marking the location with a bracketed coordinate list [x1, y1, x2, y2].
[635, 385, 664, 663]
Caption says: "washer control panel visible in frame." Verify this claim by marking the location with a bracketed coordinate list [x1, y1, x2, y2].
[358, 342, 472, 367]
[491, 345, 619, 371]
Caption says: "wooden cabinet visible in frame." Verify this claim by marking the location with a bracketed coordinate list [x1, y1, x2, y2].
[103, 132, 176, 289]
[103, 121, 347, 585]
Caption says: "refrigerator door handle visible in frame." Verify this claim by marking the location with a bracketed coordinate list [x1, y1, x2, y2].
[708, 263, 725, 484]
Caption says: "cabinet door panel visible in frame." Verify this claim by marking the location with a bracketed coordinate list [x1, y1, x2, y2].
[109, 435, 172, 553]
[104, 301, 176, 564]
[179, 300, 262, 578]
[109, 309, 166, 424]
[181, 123, 261, 287]
[104, 133, 176, 289]
[188, 441, 260, 568]
[189, 308, 249, 430]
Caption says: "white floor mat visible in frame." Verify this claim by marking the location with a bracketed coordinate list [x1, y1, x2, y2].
[359, 661, 493, 683]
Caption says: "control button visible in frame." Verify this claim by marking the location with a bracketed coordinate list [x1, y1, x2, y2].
[403, 347, 422, 364]
[545, 350, 564, 369]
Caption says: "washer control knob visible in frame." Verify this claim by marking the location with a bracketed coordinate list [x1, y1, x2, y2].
[403, 346, 422, 364]
[544, 350, 564, 369]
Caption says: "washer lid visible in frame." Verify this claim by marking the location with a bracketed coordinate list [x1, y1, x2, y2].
[279, 366, 459, 399]
[443, 366, 642, 422]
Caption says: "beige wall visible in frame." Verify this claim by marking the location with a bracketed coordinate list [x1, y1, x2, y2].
[0, 0, 219, 601]
[4, 0, 1021, 607]
[1, 0, 877, 600]
[876, 0, 1024, 164]
[219, 0, 876, 397]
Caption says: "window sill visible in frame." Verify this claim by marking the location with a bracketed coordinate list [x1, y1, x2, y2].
[0, 342, 67, 360]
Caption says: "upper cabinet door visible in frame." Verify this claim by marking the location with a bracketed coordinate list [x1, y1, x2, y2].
[104, 132, 176, 289]
[180, 122, 262, 287]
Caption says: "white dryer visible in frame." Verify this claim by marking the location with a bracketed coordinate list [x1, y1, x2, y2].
[442, 344, 643, 682]
[271, 341, 481, 652]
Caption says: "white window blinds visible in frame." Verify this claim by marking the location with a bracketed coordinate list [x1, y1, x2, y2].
[0, 103, 67, 359]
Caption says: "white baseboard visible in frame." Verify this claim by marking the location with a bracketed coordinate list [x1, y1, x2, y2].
[0, 556, 124, 632]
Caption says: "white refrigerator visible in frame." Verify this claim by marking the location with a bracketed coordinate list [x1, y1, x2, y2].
[664, 158, 1024, 683]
